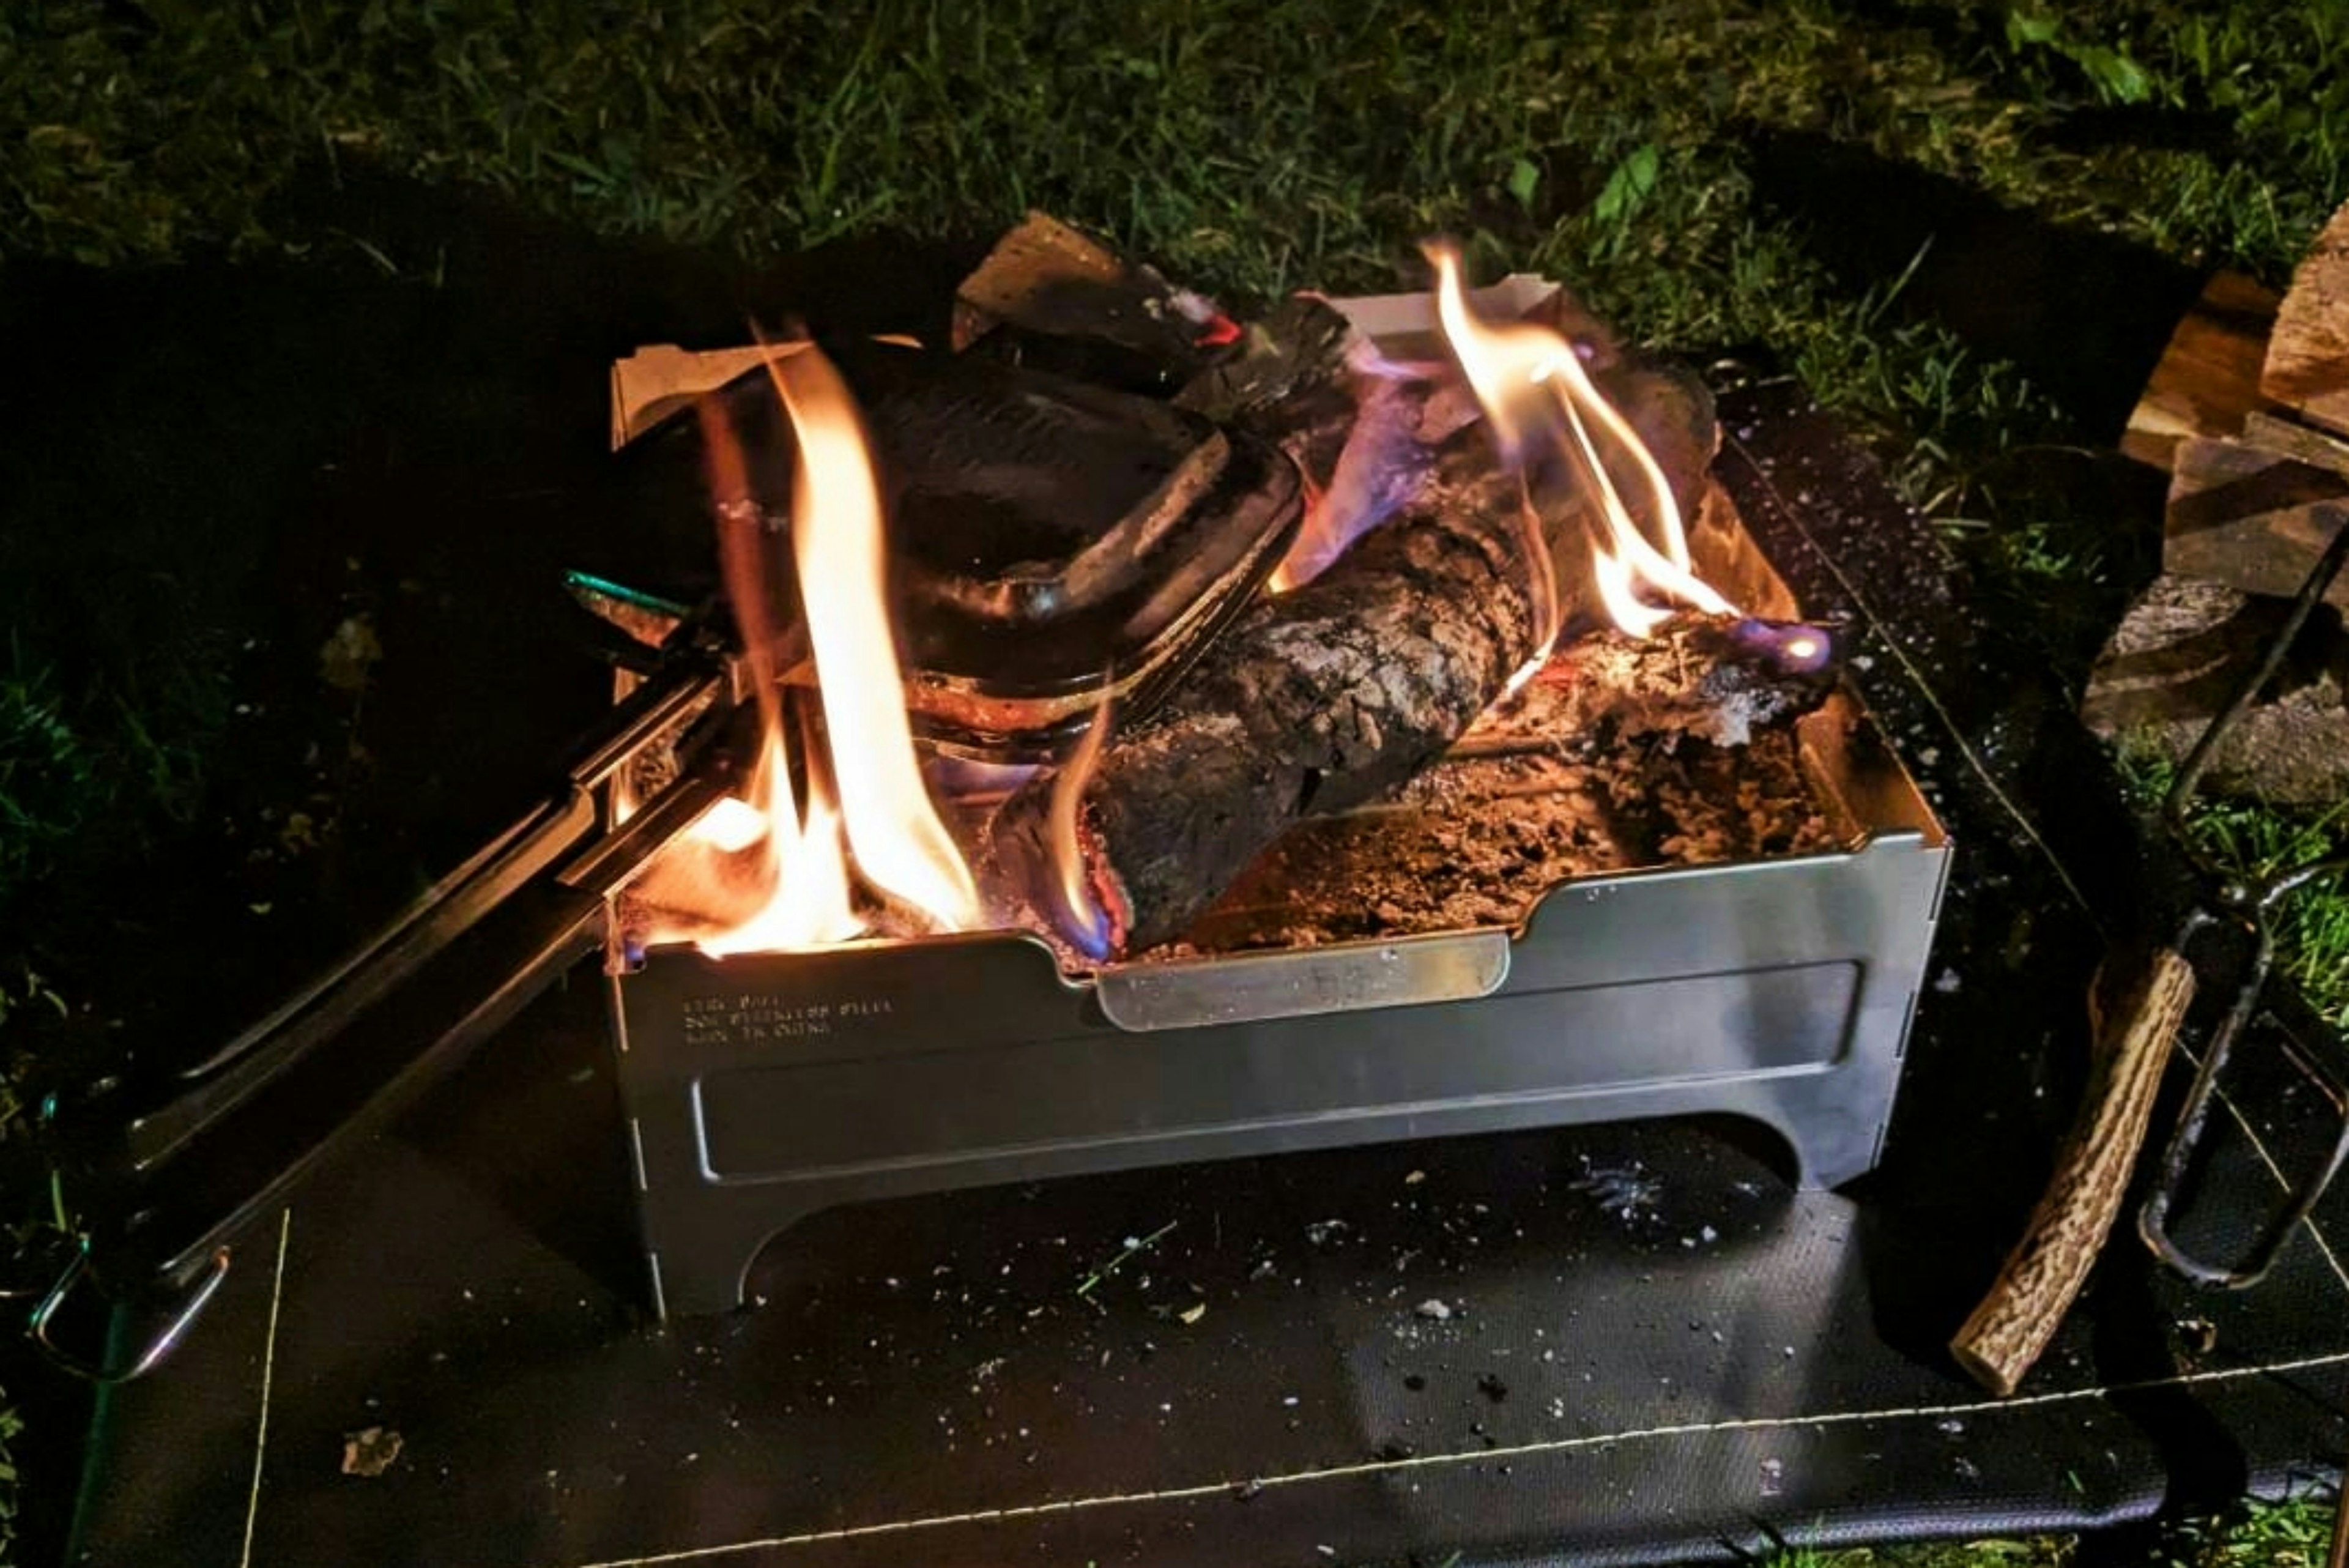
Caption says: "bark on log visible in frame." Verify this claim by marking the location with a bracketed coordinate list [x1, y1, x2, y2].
[2080, 573, 2349, 809]
[2260, 198, 2349, 439]
[990, 428, 1546, 955]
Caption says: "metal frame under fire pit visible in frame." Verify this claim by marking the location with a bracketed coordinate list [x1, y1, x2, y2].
[609, 697, 1950, 1320]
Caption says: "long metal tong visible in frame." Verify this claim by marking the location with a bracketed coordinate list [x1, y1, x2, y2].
[23, 611, 756, 1382]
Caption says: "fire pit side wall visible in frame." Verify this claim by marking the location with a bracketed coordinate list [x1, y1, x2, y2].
[608, 828, 1948, 1320]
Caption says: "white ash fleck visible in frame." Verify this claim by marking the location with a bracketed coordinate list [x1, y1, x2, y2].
[1415, 1298, 1454, 1321]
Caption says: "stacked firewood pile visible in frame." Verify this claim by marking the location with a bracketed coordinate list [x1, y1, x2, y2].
[2090, 199, 2349, 805]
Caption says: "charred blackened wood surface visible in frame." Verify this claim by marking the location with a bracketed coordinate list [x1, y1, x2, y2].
[1173, 292, 1365, 478]
[1152, 611, 1848, 956]
[992, 429, 1543, 955]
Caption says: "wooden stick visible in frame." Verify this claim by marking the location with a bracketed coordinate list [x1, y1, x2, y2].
[1949, 946, 2197, 1397]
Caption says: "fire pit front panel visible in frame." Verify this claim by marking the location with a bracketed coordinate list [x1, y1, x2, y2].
[610, 791, 1946, 1319]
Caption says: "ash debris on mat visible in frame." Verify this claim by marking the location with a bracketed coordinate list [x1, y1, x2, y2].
[1570, 1161, 1666, 1224]
[341, 1426, 404, 1478]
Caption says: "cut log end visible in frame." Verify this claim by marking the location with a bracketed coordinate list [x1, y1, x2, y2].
[2260, 199, 2349, 440]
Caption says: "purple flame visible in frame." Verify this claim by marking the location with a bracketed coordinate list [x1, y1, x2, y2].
[1729, 619, 1834, 674]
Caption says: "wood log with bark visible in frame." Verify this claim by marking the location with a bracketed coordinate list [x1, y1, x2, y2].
[986, 362, 1841, 957]
[991, 428, 1547, 955]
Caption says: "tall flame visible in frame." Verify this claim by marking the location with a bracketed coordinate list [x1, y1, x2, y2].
[1429, 247, 1733, 642]
[757, 342, 980, 931]
[633, 340, 980, 956]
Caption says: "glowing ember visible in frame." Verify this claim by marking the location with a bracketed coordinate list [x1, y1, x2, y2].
[1428, 247, 1735, 643]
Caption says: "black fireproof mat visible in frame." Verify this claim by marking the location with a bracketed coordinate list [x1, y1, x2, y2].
[61, 379, 2349, 1565]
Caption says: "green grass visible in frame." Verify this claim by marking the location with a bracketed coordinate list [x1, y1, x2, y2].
[2117, 738, 2349, 1032]
[1778, 1493, 2339, 1568]
[2, 2, 2347, 1564]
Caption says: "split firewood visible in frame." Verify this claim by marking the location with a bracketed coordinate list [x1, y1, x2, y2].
[2162, 435, 2349, 609]
[2260, 198, 2349, 439]
[1530, 613, 1841, 749]
[2120, 270, 2282, 472]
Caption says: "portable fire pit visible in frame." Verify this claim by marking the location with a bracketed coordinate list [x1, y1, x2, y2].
[36, 219, 1953, 1379]
[587, 243, 1953, 1320]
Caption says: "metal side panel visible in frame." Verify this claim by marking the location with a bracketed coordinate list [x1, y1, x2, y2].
[609, 830, 1950, 1319]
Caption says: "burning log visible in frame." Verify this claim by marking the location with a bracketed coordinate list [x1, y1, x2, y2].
[988, 440, 1842, 958]
[989, 246, 1849, 959]
[991, 426, 1544, 956]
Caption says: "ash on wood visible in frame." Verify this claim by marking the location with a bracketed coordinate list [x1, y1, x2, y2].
[1159, 675, 1845, 957]
[1543, 614, 1839, 748]
[991, 525, 1846, 957]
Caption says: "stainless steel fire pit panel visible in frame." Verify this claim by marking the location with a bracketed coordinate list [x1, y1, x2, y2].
[694, 962, 1857, 1178]
[610, 829, 1948, 1319]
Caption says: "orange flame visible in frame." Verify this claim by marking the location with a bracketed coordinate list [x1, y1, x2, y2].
[691, 729, 861, 956]
[1428, 247, 1733, 642]
[756, 341, 979, 931]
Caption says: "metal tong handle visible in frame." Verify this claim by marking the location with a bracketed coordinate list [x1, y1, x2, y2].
[26, 642, 743, 1383]
[2135, 513, 2349, 1290]
[1950, 945, 2197, 1396]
